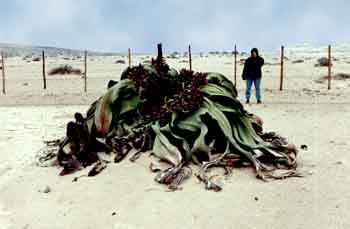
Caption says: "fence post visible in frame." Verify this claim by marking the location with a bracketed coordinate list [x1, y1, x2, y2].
[1, 52, 5, 94]
[84, 50, 87, 92]
[234, 44, 237, 86]
[157, 43, 163, 60]
[328, 45, 331, 90]
[128, 48, 132, 67]
[279, 45, 284, 91]
[188, 45, 192, 71]
[42, 51, 47, 89]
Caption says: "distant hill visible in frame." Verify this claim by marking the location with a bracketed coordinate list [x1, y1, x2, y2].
[0, 43, 118, 57]
[287, 42, 350, 55]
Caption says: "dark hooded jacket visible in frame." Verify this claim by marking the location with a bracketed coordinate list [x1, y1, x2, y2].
[242, 49, 264, 80]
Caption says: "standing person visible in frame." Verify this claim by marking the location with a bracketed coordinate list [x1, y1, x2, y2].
[242, 48, 264, 104]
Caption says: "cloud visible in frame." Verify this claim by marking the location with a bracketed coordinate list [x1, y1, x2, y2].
[0, 0, 349, 52]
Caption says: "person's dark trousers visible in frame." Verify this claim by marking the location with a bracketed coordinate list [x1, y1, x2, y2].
[245, 79, 261, 101]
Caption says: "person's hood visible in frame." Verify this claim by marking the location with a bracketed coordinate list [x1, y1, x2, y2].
[251, 48, 259, 56]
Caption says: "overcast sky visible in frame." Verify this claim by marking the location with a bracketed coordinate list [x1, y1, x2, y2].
[0, 0, 349, 53]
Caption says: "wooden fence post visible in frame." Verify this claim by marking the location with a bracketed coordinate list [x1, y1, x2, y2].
[128, 48, 132, 67]
[234, 44, 237, 86]
[1, 52, 5, 94]
[279, 45, 284, 91]
[328, 45, 331, 90]
[157, 43, 163, 60]
[42, 51, 47, 89]
[84, 50, 87, 92]
[188, 45, 192, 71]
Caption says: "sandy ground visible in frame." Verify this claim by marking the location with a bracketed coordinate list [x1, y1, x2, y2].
[1, 53, 350, 228]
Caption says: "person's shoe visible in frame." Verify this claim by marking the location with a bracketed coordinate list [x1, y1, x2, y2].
[257, 100, 262, 104]
[246, 99, 250, 104]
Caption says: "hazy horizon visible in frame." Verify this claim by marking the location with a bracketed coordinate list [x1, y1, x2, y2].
[1, 0, 349, 53]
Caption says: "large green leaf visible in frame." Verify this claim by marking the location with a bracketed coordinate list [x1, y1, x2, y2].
[118, 93, 140, 117]
[202, 97, 259, 166]
[206, 72, 237, 97]
[96, 79, 136, 115]
[162, 120, 192, 162]
[211, 102, 239, 113]
[226, 112, 271, 151]
[201, 83, 235, 99]
[201, 83, 244, 115]
[94, 79, 137, 135]
[201, 93, 242, 115]
[151, 122, 183, 166]
[191, 122, 210, 154]
[171, 108, 208, 133]
[202, 97, 233, 141]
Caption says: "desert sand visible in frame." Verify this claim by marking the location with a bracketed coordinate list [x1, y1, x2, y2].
[1, 49, 350, 229]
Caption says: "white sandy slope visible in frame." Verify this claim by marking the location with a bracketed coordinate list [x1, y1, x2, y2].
[0, 53, 350, 228]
